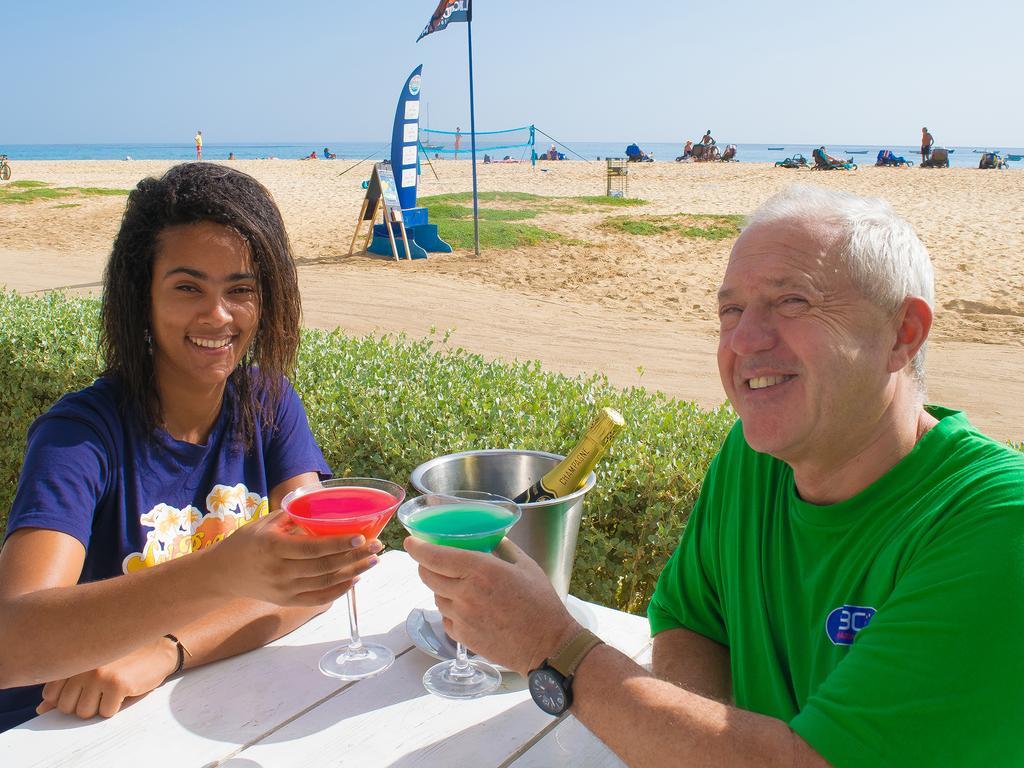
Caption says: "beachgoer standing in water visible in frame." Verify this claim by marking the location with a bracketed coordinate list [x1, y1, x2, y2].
[194, 130, 203, 160]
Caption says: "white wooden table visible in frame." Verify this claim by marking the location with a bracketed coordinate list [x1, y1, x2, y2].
[0, 551, 652, 767]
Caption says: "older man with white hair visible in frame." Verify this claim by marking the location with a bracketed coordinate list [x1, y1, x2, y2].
[406, 185, 1024, 767]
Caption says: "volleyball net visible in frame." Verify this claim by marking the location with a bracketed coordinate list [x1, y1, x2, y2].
[420, 125, 535, 157]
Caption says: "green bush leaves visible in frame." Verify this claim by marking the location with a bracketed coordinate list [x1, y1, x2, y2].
[0, 290, 735, 613]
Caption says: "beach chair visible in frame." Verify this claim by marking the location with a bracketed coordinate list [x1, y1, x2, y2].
[875, 150, 913, 167]
[921, 147, 949, 168]
[775, 154, 808, 169]
[978, 152, 1006, 170]
[812, 148, 857, 170]
[691, 143, 721, 162]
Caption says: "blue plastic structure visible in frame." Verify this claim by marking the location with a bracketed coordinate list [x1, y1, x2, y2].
[367, 65, 452, 260]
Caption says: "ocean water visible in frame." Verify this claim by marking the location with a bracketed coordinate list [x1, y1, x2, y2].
[2, 141, 1021, 169]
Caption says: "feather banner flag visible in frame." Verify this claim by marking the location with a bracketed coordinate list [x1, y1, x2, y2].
[416, 0, 471, 42]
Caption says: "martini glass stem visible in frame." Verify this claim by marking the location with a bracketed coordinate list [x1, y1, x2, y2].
[452, 642, 473, 677]
[346, 586, 363, 652]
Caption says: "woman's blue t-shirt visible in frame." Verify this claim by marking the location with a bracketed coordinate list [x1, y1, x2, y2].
[0, 375, 331, 730]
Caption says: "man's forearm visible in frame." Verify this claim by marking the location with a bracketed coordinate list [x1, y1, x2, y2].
[571, 645, 827, 768]
[651, 627, 732, 703]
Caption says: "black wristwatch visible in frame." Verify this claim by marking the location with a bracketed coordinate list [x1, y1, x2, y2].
[528, 628, 604, 716]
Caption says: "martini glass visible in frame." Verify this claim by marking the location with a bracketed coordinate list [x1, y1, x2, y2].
[398, 490, 521, 699]
[282, 477, 405, 680]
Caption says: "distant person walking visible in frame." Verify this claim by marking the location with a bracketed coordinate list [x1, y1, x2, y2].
[194, 130, 203, 160]
[921, 127, 934, 165]
[454, 127, 462, 159]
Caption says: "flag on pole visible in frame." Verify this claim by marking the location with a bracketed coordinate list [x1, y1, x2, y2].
[416, 0, 471, 42]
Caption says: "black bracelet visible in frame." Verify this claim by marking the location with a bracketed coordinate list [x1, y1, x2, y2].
[164, 633, 191, 675]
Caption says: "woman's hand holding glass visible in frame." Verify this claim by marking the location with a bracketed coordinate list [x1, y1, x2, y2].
[202, 507, 382, 608]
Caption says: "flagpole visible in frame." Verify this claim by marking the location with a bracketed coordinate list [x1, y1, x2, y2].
[466, 1, 480, 256]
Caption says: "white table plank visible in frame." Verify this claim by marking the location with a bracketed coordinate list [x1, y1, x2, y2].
[229, 597, 650, 768]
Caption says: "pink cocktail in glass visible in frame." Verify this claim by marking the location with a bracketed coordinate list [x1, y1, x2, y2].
[283, 478, 405, 680]
[286, 486, 397, 539]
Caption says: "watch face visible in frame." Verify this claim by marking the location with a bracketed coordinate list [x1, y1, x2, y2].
[529, 669, 568, 715]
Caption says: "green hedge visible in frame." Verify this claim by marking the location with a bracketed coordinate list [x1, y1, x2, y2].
[0, 290, 735, 614]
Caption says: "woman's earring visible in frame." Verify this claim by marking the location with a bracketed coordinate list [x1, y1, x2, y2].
[145, 330, 153, 356]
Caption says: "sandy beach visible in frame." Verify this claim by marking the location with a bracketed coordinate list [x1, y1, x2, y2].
[1, 159, 1022, 441]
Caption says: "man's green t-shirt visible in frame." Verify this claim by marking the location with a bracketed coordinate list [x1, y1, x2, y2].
[648, 407, 1024, 767]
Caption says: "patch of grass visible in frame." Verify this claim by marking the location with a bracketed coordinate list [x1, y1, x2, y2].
[438, 219, 561, 249]
[602, 213, 743, 240]
[419, 192, 557, 249]
[677, 225, 739, 240]
[610, 219, 666, 236]
[426, 202, 539, 222]
[53, 204, 80, 209]
[417, 191, 644, 249]
[77, 187, 131, 197]
[477, 208, 539, 221]
[0, 187, 76, 204]
[0, 181, 129, 205]
[575, 195, 646, 207]
[422, 202, 473, 220]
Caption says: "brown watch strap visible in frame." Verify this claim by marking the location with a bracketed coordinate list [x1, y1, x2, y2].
[547, 628, 604, 678]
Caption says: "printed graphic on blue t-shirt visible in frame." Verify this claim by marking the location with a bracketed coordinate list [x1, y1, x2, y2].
[122, 483, 269, 572]
[0, 374, 330, 731]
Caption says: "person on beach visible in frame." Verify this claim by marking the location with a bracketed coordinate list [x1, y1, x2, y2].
[454, 127, 462, 160]
[194, 130, 202, 160]
[405, 184, 1024, 766]
[921, 127, 934, 164]
[818, 146, 851, 166]
[0, 163, 382, 731]
[323, 147, 336, 159]
[701, 129, 715, 146]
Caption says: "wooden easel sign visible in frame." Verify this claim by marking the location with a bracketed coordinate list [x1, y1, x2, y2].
[349, 162, 412, 261]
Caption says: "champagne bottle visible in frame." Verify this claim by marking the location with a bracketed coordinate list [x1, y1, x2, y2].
[513, 407, 625, 504]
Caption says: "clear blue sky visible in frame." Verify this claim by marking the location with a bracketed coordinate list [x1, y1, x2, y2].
[2, 0, 1021, 146]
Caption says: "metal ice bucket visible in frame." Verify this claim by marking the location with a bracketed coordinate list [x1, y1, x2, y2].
[410, 449, 596, 602]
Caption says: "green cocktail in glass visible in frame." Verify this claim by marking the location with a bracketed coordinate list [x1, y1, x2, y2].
[398, 491, 521, 699]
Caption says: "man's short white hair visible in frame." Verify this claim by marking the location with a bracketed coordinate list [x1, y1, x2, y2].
[745, 184, 935, 388]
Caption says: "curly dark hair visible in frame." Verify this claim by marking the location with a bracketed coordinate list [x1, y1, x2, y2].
[100, 162, 301, 449]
